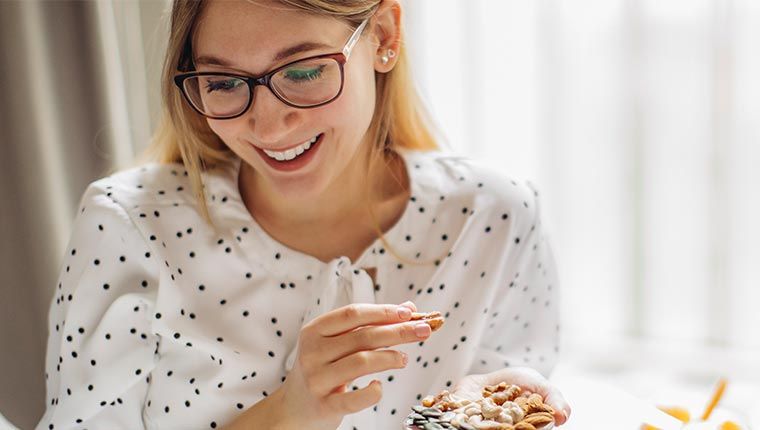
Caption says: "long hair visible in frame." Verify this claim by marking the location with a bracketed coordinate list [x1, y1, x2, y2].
[137, 0, 444, 261]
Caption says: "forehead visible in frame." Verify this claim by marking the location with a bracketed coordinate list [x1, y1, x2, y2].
[194, 0, 350, 71]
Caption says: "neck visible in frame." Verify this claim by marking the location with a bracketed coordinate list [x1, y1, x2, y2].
[239, 144, 408, 231]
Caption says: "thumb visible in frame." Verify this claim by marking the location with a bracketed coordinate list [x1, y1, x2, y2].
[399, 301, 417, 311]
[544, 388, 571, 425]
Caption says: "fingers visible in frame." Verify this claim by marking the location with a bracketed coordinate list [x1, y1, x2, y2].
[325, 320, 431, 363]
[544, 388, 572, 425]
[324, 379, 383, 415]
[399, 300, 417, 312]
[318, 349, 407, 392]
[310, 303, 416, 337]
[512, 368, 571, 425]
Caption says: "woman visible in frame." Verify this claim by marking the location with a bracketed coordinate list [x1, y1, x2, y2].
[38, 0, 571, 429]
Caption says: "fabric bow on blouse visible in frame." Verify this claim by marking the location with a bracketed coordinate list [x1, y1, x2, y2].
[285, 256, 378, 372]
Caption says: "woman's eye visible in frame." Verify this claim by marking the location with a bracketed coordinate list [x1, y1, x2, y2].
[283, 65, 325, 82]
[205, 79, 244, 93]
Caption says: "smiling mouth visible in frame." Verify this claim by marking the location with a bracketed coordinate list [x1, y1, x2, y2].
[258, 133, 323, 162]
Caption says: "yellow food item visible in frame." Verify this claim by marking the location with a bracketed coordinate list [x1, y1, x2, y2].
[658, 406, 691, 423]
[702, 379, 728, 421]
[641, 379, 738, 430]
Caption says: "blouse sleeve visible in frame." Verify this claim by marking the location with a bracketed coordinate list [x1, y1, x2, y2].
[36, 183, 160, 430]
[466, 181, 561, 378]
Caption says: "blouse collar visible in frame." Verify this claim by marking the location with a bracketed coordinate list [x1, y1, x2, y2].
[201, 146, 440, 277]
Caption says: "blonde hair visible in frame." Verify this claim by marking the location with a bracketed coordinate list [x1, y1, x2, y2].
[137, 0, 444, 263]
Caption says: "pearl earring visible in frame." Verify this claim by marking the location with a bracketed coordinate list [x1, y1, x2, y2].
[381, 49, 395, 65]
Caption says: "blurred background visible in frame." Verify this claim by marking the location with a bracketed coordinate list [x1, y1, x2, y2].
[1, 0, 758, 428]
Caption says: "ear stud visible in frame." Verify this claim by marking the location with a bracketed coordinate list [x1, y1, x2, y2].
[381, 49, 395, 65]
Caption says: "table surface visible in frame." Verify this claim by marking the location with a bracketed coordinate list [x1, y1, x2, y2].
[549, 364, 759, 429]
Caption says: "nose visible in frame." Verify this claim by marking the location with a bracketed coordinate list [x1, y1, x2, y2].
[244, 84, 299, 145]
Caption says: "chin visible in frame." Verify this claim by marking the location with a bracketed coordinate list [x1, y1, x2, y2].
[257, 162, 329, 197]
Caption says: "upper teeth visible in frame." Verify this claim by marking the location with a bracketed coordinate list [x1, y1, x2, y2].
[263, 135, 319, 161]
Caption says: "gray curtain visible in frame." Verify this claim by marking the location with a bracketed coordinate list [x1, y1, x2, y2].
[0, 1, 168, 428]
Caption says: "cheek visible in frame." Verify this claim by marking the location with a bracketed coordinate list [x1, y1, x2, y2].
[206, 119, 239, 147]
[327, 61, 377, 139]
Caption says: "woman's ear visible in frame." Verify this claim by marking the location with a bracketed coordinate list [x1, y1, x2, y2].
[371, 0, 402, 73]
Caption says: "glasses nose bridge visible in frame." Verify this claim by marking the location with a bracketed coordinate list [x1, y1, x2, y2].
[246, 74, 279, 107]
[248, 74, 271, 93]
[244, 74, 289, 122]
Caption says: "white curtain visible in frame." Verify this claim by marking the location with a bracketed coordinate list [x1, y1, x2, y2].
[404, 0, 760, 361]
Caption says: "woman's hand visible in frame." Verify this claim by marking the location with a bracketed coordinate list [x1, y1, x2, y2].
[274, 300, 429, 430]
[450, 366, 571, 426]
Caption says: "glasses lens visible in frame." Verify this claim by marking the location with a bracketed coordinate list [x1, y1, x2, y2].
[271, 57, 342, 107]
[182, 75, 249, 118]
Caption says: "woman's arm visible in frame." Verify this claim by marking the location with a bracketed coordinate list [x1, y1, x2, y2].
[36, 183, 160, 430]
[221, 387, 294, 430]
[466, 181, 561, 378]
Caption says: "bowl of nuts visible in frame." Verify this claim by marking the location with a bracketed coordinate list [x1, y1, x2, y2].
[403, 382, 556, 430]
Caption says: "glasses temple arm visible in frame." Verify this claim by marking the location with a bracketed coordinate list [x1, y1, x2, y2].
[343, 17, 370, 60]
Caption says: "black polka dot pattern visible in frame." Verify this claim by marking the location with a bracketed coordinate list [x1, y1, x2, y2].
[38, 150, 560, 430]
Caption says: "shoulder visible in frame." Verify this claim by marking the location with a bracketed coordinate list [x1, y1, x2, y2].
[71, 163, 203, 240]
[79, 158, 238, 211]
[403, 148, 543, 223]
[82, 162, 193, 208]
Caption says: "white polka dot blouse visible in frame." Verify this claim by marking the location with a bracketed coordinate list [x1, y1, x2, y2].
[37, 147, 561, 430]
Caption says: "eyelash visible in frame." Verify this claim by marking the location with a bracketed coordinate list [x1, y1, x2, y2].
[283, 65, 326, 83]
[205, 79, 244, 93]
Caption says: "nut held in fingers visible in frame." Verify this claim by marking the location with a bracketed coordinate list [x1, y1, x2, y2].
[410, 311, 445, 332]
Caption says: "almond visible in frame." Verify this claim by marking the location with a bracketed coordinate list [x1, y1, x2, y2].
[523, 412, 554, 427]
[410, 311, 445, 332]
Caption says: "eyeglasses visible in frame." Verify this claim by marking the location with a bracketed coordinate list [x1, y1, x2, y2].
[174, 17, 371, 120]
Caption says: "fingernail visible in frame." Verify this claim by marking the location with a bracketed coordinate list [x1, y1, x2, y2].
[398, 306, 412, 319]
[414, 323, 431, 337]
[562, 410, 569, 421]
[401, 352, 408, 365]
[400, 301, 415, 309]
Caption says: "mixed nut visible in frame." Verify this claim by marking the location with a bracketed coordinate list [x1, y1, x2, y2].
[405, 382, 555, 430]
[410, 311, 446, 332]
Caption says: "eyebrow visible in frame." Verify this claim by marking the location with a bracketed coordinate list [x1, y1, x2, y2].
[196, 41, 333, 68]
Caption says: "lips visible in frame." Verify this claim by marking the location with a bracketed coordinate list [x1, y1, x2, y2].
[260, 134, 321, 161]
[252, 132, 325, 172]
